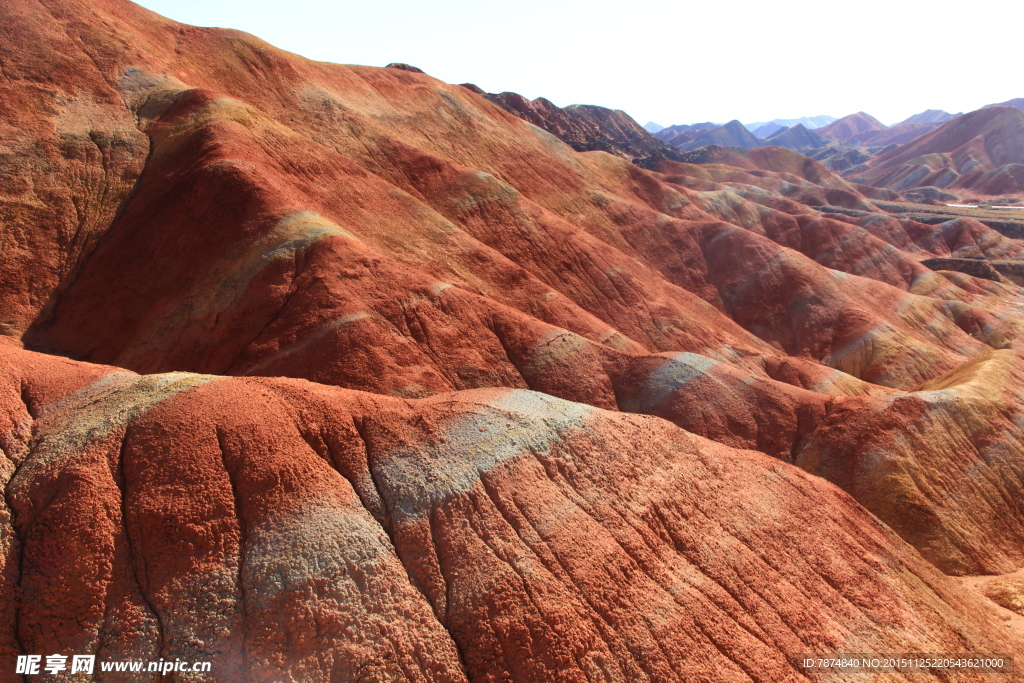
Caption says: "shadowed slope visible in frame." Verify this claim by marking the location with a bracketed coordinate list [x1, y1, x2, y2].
[477, 91, 688, 168]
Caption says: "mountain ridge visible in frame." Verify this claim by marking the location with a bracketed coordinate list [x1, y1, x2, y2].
[850, 105, 1024, 196]
[2, 0, 1024, 678]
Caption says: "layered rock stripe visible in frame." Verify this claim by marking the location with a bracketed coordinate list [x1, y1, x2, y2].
[2, 347, 1022, 682]
[2, 0, 1024, 679]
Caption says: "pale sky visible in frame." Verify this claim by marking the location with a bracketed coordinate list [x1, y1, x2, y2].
[132, 0, 1021, 127]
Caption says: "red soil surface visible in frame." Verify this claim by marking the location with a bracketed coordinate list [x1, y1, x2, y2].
[3, 345, 1023, 682]
[2, 0, 1024, 679]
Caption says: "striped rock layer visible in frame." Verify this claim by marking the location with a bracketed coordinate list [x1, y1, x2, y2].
[1, 346, 1022, 683]
[1, 0, 1024, 679]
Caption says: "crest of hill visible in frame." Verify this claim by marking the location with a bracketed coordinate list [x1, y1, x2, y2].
[480, 91, 689, 168]
[677, 120, 764, 151]
[745, 115, 837, 133]
[850, 105, 1024, 196]
[4, 0, 1024, 672]
[653, 121, 718, 146]
[985, 97, 1024, 111]
[661, 145, 867, 191]
[899, 109, 961, 125]
[816, 111, 888, 142]
[857, 122, 942, 146]
[752, 122, 785, 138]
[764, 123, 828, 152]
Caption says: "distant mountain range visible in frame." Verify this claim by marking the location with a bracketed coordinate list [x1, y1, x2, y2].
[898, 109, 961, 125]
[764, 124, 827, 152]
[649, 100, 1024, 149]
[477, 91, 690, 168]
[673, 120, 763, 151]
[849, 105, 1024, 196]
[985, 98, 1024, 111]
[654, 108, 969, 163]
[814, 112, 888, 143]
[653, 122, 720, 148]
[485, 95, 1024, 198]
[744, 115, 837, 136]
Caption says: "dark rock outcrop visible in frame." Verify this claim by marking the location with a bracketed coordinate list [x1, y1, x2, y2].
[921, 257, 1007, 282]
[480, 91, 689, 168]
[386, 62, 425, 73]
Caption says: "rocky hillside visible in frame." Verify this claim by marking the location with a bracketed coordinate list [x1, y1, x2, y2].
[475, 89, 689, 168]
[2, 0, 1024, 679]
[849, 106, 1024, 196]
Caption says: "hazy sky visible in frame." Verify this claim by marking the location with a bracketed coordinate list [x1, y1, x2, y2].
[133, 0, 1020, 127]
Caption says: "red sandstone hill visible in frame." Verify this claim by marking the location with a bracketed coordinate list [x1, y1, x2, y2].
[2, 0, 1024, 679]
[4, 346, 1022, 683]
[850, 106, 1024, 196]
[815, 111, 889, 143]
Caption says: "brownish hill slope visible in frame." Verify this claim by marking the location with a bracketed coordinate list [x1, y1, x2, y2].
[986, 97, 1024, 111]
[763, 123, 827, 152]
[856, 121, 941, 146]
[2, 0, 1024, 678]
[850, 106, 1024, 196]
[3, 345, 1023, 683]
[899, 109, 961, 125]
[677, 119, 764, 151]
[816, 111, 888, 142]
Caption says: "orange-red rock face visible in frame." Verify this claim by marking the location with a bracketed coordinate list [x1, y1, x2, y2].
[2, 0, 1024, 679]
[2, 346, 1023, 683]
